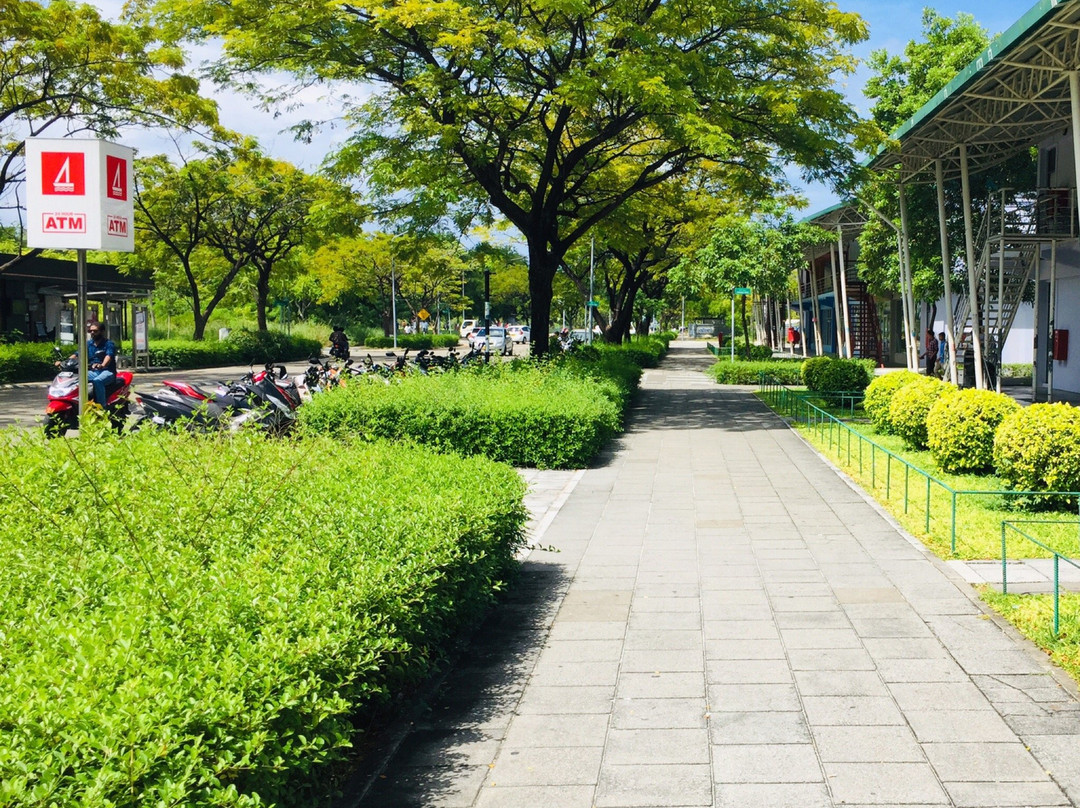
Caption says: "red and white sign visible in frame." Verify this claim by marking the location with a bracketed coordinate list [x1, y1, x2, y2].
[25, 139, 134, 252]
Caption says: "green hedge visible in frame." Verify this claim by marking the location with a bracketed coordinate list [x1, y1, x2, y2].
[889, 376, 957, 450]
[994, 402, 1080, 508]
[0, 422, 526, 807]
[708, 359, 803, 386]
[297, 359, 627, 468]
[0, 342, 57, 383]
[863, 370, 922, 434]
[926, 389, 1020, 474]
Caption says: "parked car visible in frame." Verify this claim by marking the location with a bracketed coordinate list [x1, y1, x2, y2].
[473, 327, 513, 355]
[507, 325, 531, 344]
[465, 325, 484, 346]
[459, 319, 477, 339]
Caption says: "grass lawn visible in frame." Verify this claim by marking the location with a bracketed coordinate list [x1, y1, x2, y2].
[758, 390, 1080, 682]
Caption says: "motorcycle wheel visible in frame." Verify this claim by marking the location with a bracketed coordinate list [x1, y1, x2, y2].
[43, 413, 71, 438]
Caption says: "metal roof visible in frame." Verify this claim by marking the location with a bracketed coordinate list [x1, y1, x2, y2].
[869, 0, 1080, 183]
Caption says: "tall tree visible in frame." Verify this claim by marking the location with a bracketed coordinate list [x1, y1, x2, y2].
[1, 0, 216, 269]
[148, 0, 877, 354]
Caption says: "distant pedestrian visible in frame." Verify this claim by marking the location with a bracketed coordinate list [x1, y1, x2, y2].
[937, 332, 947, 376]
[921, 330, 939, 376]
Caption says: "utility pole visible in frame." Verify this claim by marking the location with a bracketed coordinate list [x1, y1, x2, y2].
[587, 237, 595, 344]
[483, 266, 491, 359]
[391, 258, 398, 349]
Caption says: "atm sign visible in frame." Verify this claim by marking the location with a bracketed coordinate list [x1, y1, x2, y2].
[42, 213, 87, 233]
[41, 152, 86, 196]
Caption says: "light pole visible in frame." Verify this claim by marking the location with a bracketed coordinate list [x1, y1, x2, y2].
[391, 258, 398, 349]
[483, 266, 492, 359]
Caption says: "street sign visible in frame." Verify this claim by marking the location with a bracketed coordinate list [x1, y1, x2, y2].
[25, 138, 134, 252]
[734, 287, 751, 295]
[586, 300, 599, 307]
[417, 308, 430, 321]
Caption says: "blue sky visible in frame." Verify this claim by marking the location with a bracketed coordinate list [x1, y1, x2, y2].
[798, 0, 1034, 212]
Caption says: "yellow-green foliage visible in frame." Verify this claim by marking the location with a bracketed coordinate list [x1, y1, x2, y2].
[888, 376, 957, 449]
[0, 425, 525, 807]
[994, 402, 1080, 506]
[863, 370, 921, 433]
[927, 389, 1020, 473]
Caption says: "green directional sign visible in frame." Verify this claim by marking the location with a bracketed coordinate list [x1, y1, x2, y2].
[734, 287, 751, 295]
[586, 300, 600, 307]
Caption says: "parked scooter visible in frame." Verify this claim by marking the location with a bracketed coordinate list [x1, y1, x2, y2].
[44, 348, 134, 437]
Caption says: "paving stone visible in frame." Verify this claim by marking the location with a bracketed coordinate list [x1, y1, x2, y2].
[713, 782, 832, 808]
[904, 709, 1018, 743]
[362, 763, 491, 808]
[792, 669, 889, 697]
[702, 620, 780, 640]
[627, 610, 702, 631]
[536, 639, 624, 663]
[821, 761, 949, 805]
[778, 627, 864, 649]
[941, 780, 1070, 807]
[611, 697, 708, 729]
[514, 685, 614, 715]
[873, 656, 968, 683]
[474, 785, 597, 808]
[623, 629, 703, 651]
[621, 648, 704, 672]
[613, 670, 704, 699]
[708, 683, 802, 712]
[887, 681, 994, 712]
[710, 711, 812, 745]
[603, 727, 710, 765]
[502, 713, 609, 748]
[705, 638, 787, 660]
[811, 724, 924, 762]
[801, 695, 906, 726]
[712, 743, 823, 783]
[595, 763, 712, 807]
[556, 589, 632, 621]
[488, 745, 604, 786]
[528, 660, 621, 687]
[706, 658, 793, 685]
[922, 741, 1050, 782]
[787, 648, 876, 671]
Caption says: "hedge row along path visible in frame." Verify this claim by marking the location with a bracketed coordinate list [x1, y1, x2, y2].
[354, 341, 1080, 808]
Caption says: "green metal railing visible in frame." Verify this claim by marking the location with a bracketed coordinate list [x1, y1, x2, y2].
[1001, 520, 1080, 636]
[759, 375, 1080, 556]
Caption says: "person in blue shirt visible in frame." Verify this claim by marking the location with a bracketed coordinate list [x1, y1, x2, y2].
[78, 321, 117, 406]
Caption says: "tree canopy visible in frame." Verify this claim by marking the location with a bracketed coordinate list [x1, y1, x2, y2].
[148, 0, 877, 352]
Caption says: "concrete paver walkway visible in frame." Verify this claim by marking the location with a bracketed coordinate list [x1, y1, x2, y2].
[357, 342, 1080, 808]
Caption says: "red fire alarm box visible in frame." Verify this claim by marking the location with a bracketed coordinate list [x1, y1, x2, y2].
[1053, 329, 1069, 361]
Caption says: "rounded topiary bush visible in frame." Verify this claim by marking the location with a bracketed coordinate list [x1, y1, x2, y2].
[888, 376, 957, 449]
[864, 370, 922, 434]
[994, 403, 1080, 508]
[802, 356, 871, 401]
[926, 389, 1021, 473]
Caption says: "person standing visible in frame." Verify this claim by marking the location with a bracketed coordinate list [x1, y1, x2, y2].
[921, 329, 939, 377]
[937, 331, 947, 377]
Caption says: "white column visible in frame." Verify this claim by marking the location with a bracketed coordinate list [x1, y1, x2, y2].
[960, 144, 985, 388]
[1049, 240, 1057, 402]
[897, 183, 919, 370]
[828, 241, 844, 356]
[934, 159, 958, 384]
[837, 227, 853, 360]
[1069, 73, 1080, 238]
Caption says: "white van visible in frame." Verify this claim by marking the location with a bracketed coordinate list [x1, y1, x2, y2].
[459, 319, 476, 339]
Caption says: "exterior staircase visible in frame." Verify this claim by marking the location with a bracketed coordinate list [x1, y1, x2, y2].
[943, 189, 1071, 385]
[845, 277, 883, 363]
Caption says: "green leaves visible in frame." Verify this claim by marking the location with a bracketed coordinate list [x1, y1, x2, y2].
[0, 431, 525, 806]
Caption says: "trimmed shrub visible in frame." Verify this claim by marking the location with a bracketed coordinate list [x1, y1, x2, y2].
[888, 376, 957, 449]
[926, 389, 1021, 473]
[801, 356, 872, 401]
[0, 342, 57, 383]
[709, 359, 803, 386]
[994, 403, 1080, 508]
[863, 370, 922, 434]
[0, 425, 526, 807]
[297, 360, 626, 468]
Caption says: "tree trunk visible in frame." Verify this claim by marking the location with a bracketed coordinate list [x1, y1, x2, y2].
[256, 265, 271, 331]
[527, 244, 557, 358]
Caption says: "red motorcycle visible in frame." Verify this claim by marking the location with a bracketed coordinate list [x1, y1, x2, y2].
[45, 350, 134, 437]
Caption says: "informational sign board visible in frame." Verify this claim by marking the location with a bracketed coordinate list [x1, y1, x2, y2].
[734, 287, 752, 295]
[24, 138, 135, 252]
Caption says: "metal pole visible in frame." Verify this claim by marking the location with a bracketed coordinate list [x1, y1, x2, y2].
[391, 258, 398, 349]
[1032, 249, 1040, 402]
[960, 143, 986, 388]
[997, 189, 1006, 393]
[1049, 240, 1057, 402]
[730, 292, 735, 361]
[935, 159, 958, 385]
[588, 236, 594, 344]
[77, 249, 88, 421]
[484, 268, 491, 358]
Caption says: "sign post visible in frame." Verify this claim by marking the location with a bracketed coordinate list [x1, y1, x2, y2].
[732, 287, 751, 361]
[25, 138, 135, 420]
